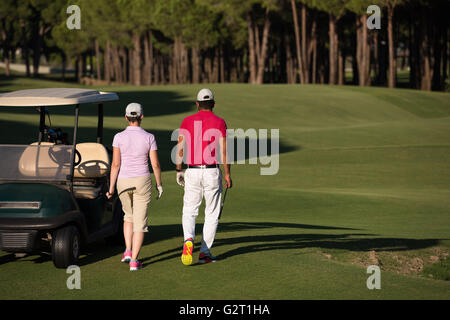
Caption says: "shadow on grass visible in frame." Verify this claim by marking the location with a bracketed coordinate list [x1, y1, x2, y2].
[0, 221, 444, 268]
[133, 222, 443, 268]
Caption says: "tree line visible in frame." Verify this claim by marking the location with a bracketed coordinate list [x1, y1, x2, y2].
[0, 0, 448, 91]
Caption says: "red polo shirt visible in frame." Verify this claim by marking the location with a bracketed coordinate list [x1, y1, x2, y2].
[180, 110, 227, 165]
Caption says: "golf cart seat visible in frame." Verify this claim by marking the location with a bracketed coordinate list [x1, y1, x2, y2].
[73, 143, 110, 199]
[18, 142, 110, 199]
[18, 142, 72, 179]
[74, 143, 110, 178]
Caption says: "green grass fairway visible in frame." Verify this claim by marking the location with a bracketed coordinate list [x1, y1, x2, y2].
[0, 76, 449, 299]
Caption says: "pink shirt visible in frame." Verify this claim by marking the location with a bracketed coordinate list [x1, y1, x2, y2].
[180, 111, 227, 165]
[112, 126, 157, 178]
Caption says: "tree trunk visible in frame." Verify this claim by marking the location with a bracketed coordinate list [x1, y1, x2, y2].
[1, 25, 10, 76]
[104, 40, 111, 84]
[143, 31, 153, 85]
[220, 45, 225, 83]
[431, 7, 443, 91]
[420, 9, 433, 91]
[120, 47, 128, 83]
[212, 47, 219, 83]
[133, 32, 141, 85]
[307, 15, 317, 84]
[149, 33, 154, 85]
[312, 38, 317, 84]
[143, 34, 150, 85]
[442, 24, 448, 89]
[20, 20, 30, 77]
[115, 47, 125, 83]
[338, 49, 345, 85]
[372, 32, 379, 84]
[181, 40, 189, 83]
[387, 2, 396, 88]
[285, 34, 296, 84]
[154, 50, 160, 85]
[255, 9, 271, 84]
[290, 0, 305, 84]
[170, 42, 176, 84]
[160, 54, 166, 85]
[409, 10, 419, 89]
[247, 12, 257, 84]
[301, 3, 309, 83]
[32, 25, 45, 77]
[171, 36, 186, 84]
[95, 39, 102, 80]
[329, 13, 338, 84]
[356, 15, 371, 86]
[76, 55, 82, 82]
[192, 46, 200, 83]
[89, 51, 94, 78]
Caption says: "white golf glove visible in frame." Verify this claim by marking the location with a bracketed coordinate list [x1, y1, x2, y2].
[176, 171, 185, 187]
[156, 185, 163, 200]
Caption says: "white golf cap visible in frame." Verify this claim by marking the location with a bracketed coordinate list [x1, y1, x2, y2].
[125, 102, 143, 117]
[197, 88, 214, 102]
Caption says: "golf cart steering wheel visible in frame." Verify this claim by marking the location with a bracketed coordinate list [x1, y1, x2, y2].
[47, 147, 82, 167]
[73, 149, 82, 166]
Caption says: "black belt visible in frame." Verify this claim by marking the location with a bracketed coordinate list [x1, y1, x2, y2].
[187, 164, 219, 169]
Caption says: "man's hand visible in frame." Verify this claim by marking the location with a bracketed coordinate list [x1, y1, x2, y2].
[176, 171, 185, 187]
[224, 174, 232, 189]
[156, 185, 163, 200]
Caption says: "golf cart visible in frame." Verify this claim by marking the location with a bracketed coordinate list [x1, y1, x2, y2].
[0, 88, 124, 268]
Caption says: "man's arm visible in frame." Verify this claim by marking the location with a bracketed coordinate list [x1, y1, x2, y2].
[175, 134, 185, 186]
[220, 136, 232, 188]
[176, 135, 184, 171]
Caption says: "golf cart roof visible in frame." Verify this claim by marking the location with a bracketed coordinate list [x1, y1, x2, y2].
[0, 88, 118, 107]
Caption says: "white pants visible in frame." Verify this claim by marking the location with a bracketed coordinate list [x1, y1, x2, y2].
[182, 167, 222, 254]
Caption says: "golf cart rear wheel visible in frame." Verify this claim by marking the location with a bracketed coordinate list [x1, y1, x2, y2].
[52, 225, 80, 268]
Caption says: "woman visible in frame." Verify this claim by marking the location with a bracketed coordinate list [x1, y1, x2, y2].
[106, 102, 163, 271]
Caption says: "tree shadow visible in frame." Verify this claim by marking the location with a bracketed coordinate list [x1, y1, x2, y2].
[0, 119, 299, 172]
[0, 221, 444, 268]
[212, 234, 443, 262]
[135, 222, 444, 268]
[0, 90, 196, 118]
[229, 137, 300, 164]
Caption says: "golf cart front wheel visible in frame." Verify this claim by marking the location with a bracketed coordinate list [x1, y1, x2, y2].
[52, 225, 80, 268]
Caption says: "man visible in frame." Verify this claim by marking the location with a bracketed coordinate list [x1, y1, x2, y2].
[176, 88, 232, 265]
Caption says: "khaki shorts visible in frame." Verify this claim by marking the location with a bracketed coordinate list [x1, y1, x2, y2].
[117, 175, 152, 233]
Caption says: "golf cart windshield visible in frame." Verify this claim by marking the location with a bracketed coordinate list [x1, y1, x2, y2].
[0, 144, 74, 182]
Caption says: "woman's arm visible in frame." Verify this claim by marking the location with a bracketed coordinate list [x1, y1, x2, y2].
[107, 147, 121, 198]
[150, 150, 162, 187]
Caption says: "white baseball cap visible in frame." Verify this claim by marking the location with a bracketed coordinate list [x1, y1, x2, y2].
[197, 88, 214, 102]
[125, 102, 143, 117]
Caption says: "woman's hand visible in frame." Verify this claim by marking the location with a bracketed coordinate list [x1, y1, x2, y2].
[156, 185, 163, 200]
[106, 190, 114, 199]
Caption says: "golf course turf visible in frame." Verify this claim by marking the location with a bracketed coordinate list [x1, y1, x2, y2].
[0, 76, 449, 299]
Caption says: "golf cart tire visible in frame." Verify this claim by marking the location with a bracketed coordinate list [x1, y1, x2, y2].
[52, 225, 80, 268]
